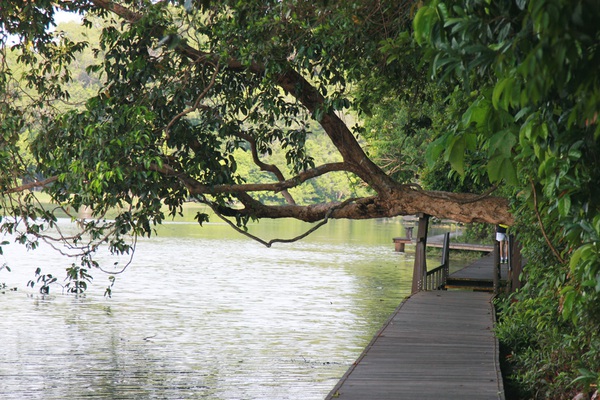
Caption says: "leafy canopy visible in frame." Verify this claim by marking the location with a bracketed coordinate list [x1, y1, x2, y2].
[1, 1, 439, 288]
[413, 0, 600, 395]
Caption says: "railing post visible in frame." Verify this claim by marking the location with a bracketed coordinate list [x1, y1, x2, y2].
[493, 239, 501, 294]
[442, 232, 450, 289]
[411, 213, 430, 293]
[506, 234, 513, 292]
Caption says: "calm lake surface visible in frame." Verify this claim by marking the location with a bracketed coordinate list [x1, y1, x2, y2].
[0, 216, 448, 399]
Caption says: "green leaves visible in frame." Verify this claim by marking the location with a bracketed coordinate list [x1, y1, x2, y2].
[557, 194, 571, 218]
[417, 0, 600, 395]
[195, 212, 210, 226]
[413, 2, 442, 46]
[461, 97, 490, 128]
[425, 89, 519, 185]
[65, 264, 93, 295]
[492, 76, 519, 111]
[446, 134, 474, 175]
[486, 154, 516, 185]
[485, 129, 517, 184]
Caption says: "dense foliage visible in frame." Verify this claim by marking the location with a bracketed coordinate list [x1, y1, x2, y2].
[413, 0, 600, 397]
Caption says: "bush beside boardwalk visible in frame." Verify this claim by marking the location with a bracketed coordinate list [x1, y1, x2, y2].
[494, 209, 600, 400]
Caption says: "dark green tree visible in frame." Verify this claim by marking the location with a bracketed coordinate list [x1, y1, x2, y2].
[1, 0, 510, 267]
[413, 0, 600, 396]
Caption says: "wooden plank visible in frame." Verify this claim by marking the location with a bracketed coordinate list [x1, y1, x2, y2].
[449, 254, 508, 281]
[326, 291, 504, 400]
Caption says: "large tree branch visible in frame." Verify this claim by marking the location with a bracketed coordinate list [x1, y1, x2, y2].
[273, 68, 398, 194]
[152, 161, 349, 195]
[232, 131, 296, 205]
[89, 0, 142, 22]
[4, 176, 58, 194]
[85, 0, 515, 226]
[211, 189, 512, 225]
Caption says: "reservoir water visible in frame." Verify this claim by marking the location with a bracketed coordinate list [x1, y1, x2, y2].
[0, 216, 443, 399]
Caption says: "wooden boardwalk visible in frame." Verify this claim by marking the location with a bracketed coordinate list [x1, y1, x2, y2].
[325, 290, 504, 399]
[446, 254, 509, 291]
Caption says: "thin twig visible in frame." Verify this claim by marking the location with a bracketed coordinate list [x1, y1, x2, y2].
[530, 179, 565, 264]
[164, 61, 219, 141]
[203, 198, 357, 248]
[96, 234, 138, 275]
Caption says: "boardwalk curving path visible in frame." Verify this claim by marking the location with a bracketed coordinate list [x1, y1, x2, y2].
[325, 290, 505, 400]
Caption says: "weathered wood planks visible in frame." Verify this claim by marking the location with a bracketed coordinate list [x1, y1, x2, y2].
[445, 253, 510, 292]
[449, 254, 507, 281]
[326, 290, 505, 400]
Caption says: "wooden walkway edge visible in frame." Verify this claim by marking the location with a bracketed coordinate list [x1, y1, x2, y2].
[325, 291, 505, 400]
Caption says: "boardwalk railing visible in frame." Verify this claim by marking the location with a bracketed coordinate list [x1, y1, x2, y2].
[423, 232, 450, 291]
[410, 213, 523, 293]
[411, 213, 452, 292]
[492, 233, 524, 293]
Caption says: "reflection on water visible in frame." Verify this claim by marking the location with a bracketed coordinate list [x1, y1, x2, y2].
[0, 218, 439, 399]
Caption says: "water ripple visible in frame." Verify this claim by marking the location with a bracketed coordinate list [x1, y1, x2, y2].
[0, 219, 418, 399]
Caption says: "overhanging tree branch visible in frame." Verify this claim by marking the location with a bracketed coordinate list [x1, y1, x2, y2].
[232, 130, 296, 205]
[151, 161, 350, 196]
[35, 0, 514, 228]
[201, 188, 511, 225]
[4, 176, 58, 194]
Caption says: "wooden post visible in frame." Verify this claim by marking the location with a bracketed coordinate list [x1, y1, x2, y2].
[506, 234, 513, 292]
[411, 214, 430, 293]
[393, 226, 415, 252]
[441, 232, 450, 288]
[394, 240, 405, 252]
[493, 239, 501, 294]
